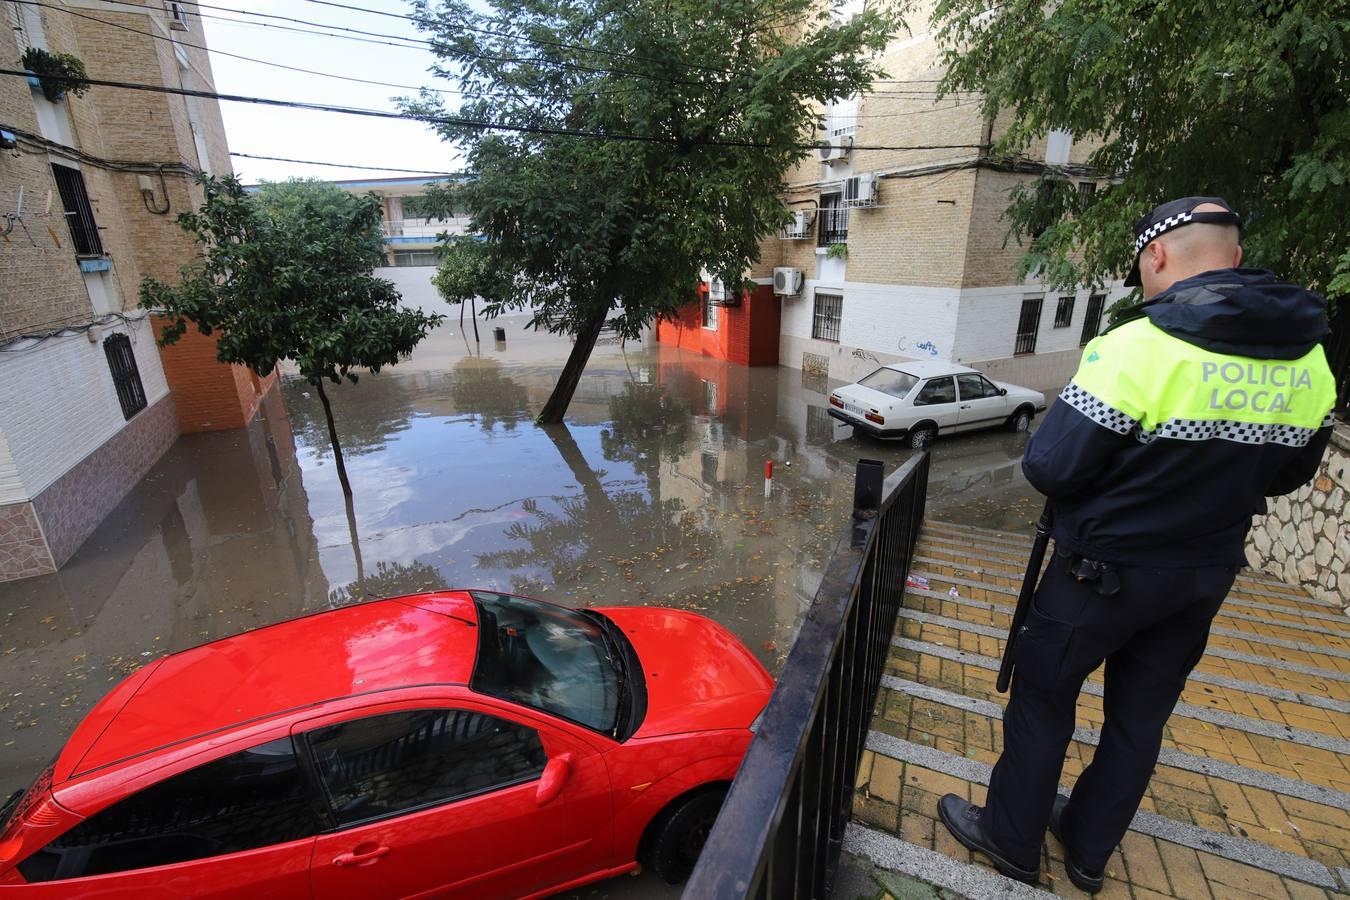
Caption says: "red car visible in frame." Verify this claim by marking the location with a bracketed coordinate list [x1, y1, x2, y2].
[0, 591, 772, 898]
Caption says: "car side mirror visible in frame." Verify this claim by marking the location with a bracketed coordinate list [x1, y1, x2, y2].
[999, 388, 1007, 396]
[535, 753, 573, 806]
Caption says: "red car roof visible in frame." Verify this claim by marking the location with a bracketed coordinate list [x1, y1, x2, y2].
[59, 594, 480, 781]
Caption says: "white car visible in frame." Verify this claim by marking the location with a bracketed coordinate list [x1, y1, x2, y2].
[828, 360, 1047, 448]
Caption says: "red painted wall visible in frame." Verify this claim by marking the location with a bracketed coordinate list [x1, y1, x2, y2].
[656, 284, 780, 366]
[153, 315, 278, 433]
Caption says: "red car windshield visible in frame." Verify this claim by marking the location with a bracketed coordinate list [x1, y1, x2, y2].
[469, 592, 628, 737]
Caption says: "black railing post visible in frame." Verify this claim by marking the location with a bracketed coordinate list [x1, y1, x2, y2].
[684, 452, 929, 900]
[852, 458, 884, 519]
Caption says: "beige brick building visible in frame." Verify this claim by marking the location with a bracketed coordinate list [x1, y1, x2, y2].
[0, 0, 262, 581]
[752, 1, 1132, 390]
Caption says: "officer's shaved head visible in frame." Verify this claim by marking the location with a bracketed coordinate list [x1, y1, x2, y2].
[1140, 202, 1243, 299]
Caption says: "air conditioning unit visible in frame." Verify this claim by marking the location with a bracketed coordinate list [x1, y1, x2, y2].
[817, 135, 853, 165]
[843, 173, 878, 207]
[773, 267, 804, 296]
[782, 209, 816, 240]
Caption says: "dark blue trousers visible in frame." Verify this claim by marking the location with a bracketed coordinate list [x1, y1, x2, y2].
[983, 549, 1237, 871]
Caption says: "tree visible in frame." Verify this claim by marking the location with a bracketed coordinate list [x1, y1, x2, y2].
[141, 176, 444, 496]
[930, 1, 1350, 306]
[433, 236, 513, 344]
[405, 0, 897, 423]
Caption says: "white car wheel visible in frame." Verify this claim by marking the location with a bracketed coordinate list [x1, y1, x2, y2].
[1009, 409, 1032, 433]
[909, 426, 935, 449]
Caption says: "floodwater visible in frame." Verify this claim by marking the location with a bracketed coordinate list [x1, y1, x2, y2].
[0, 314, 1043, 894]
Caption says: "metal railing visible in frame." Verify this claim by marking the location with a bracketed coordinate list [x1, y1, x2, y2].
[684, 452, 930, 899]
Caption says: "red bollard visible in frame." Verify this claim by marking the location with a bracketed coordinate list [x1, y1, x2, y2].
[764, 460, 773, 498]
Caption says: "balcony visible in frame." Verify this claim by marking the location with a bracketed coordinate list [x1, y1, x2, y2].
[381, 217, 471, 244]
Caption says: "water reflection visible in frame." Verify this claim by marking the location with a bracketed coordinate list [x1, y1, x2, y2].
[0, 334, 1044, 800]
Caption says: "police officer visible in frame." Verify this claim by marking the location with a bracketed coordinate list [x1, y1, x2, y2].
[935, 197, 1338, 892]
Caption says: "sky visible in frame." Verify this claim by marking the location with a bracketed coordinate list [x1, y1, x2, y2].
[197, 0, 466, 183]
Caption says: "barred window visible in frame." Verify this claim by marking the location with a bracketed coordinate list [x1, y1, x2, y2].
[817, 193, 848, 245]
[812, 292, 843, 343]
[1014, 295, 1044, 355]
[1053, 295, 1075, 328]
[1080, 293, 1106, 346]
[702, 293, 719, 330]
[104, 333, 147, 420]
[51, 164, 103, 257]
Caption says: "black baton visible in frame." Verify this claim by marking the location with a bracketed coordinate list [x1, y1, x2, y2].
[996, 503, 1053, 693]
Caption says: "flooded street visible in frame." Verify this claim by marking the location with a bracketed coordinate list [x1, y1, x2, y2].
[0, 316, 1045, 890]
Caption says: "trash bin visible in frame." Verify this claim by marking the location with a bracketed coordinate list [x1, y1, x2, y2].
[493, 326, 506, 342]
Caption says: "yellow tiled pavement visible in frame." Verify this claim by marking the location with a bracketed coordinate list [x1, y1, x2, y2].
[850, 521, 1350, 899]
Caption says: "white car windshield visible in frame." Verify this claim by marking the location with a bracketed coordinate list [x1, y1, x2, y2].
[858, 368, 919, 399]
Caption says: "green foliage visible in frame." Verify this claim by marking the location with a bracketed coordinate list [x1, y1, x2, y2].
[141, 176, 444, 386]
[22, 47, 89, 102]
[432, 236, 512, 307]
[825, 242, 849, 260]
[931, 0, 1350, 299]
[403, 0, 899, 346]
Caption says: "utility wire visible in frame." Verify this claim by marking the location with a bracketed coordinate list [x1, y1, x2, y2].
[230, 152, 462, 175]
[0, 69, 987, 153]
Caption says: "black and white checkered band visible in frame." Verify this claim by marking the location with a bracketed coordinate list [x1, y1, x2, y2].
[1061, 383, 1330, 446]
[1058, 382, 1138, 435]
[1131, 413, 1330, 447]
[1133, 212, 1193, 253]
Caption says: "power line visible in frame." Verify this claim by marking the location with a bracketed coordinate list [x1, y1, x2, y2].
[0, 69, 987, 153]
[13, 0, 470, 98]
[230, 152, 462, 175]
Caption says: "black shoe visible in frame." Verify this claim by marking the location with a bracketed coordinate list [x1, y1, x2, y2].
[937, 794, 1040, 885]
[1049, 795, 1105, 894]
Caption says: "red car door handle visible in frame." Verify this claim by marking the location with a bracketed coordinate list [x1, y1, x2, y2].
[332, 845, 390, 868]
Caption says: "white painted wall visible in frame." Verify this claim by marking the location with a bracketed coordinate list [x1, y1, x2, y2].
[780, 277, 961, 360]
[0, 316, 170, 502]
[375, 265, 450, 317]
[952, 285, 1132, 363]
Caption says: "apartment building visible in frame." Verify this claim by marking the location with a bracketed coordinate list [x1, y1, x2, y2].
[663, 1, 1131, 391]
[0, 0, 263, 581]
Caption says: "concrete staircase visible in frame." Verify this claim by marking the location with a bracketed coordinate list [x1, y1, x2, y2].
[842, 521, 1350, 899]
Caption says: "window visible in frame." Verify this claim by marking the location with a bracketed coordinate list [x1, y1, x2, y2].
[1053, 295, 1075, 328]
[104, 333, 147, 420]
[817, 193, 848, 245]
[1014, 295, 1044, 355]
[470, 591, 626, 734]
[6, 0, 45, 52]
[824, 95, 858, 137]
[913, 376, 956, 406]
[956, 373, 1000, 400]
[858, 368, 918, 400]
[393, 250, 438, 266]
[18, 738, 317, 882]
[168, 0, 190, 29]
[812, 292, 843, 342]
[1045, 129, 1072, 166]
[307, 710, 546, 828]
[399, 195, 450, 222]
[1081, 293, 1106, 346]
[1077, 181, 1096, 210]
[51, 164, 102, 257]
[702, 292, 719, 330]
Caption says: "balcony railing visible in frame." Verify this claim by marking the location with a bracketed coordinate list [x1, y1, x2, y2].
[381, 218, 471, 241]
[684, 453, 930, 899]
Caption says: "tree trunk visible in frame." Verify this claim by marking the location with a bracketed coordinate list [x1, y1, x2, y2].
[537, 311, 607, 424]
[471, 296, 480, 343]
[459, 299, 465, 329]
[344, 492, 365, 590]
[314, 378, 353, 497]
